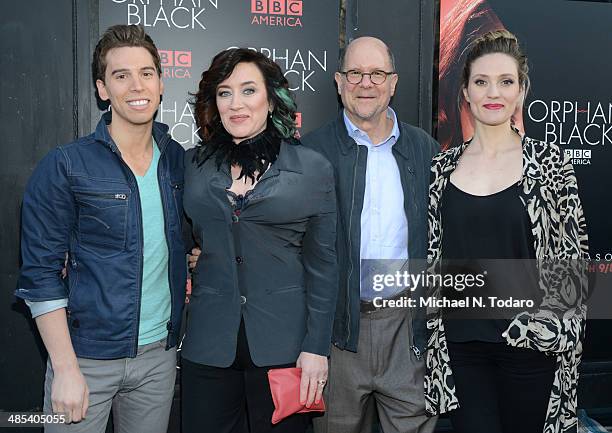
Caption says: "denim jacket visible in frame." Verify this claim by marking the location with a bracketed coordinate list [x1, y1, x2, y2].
[17, 112, 186, 359]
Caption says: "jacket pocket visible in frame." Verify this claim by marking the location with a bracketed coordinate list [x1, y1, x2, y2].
[195, 285, 221, 296]
[170, 179, 184, 231]
[66, 256, 79, 316]
[266, 285, 305, 295]
[170, 180, 185, 216]
[75, 190, 128, 257]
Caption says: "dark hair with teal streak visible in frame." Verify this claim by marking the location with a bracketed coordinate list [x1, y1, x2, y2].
[193, 48, 298, 142]
[271, 87, 297, 138]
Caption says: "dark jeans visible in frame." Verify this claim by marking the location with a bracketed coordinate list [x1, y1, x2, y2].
[181, 319, 309, 433]
[447, 341, 557, 433]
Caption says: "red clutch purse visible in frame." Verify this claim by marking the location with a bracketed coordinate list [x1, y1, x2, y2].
[267, 367, 326, 424]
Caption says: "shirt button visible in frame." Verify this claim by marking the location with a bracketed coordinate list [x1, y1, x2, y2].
[236, 256, 244, 264]
[240, 296, 247, 305]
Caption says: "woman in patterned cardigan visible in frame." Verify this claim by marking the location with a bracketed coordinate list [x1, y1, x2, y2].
[424, 30, 588, 433]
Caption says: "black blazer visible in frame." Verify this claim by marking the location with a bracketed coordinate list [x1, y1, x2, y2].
[182, 141, 338, 367]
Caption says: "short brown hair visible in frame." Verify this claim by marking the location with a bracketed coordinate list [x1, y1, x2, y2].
[92, 24, 161, 85]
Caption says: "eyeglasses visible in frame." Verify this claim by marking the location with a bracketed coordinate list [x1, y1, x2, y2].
[340, 70, 396, 85]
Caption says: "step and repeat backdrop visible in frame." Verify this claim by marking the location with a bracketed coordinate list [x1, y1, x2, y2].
[438, 0, 612, 360]
[99, 0, 340, 147]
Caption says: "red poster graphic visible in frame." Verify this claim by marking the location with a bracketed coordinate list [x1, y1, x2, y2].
[438, 0, 524, 150]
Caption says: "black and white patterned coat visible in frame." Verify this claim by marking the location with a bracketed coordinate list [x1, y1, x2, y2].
[424, 135, 589, 433]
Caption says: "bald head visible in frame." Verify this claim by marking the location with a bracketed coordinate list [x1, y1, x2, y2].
[340, 37, 396, 72]
[334, 36, 398, 129]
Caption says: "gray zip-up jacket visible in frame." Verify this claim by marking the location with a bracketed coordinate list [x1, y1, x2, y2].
[302, 112, 439, 355]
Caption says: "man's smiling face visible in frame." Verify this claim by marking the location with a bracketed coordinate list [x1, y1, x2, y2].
[95, 46, 164, 129]
[335, 37, 398, 126]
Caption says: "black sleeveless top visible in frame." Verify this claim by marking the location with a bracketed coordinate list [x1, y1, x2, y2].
[441, 181, 539, 342]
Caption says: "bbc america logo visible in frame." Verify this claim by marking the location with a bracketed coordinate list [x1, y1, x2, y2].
[159, 50, 192, 79]
[251, 0, 302, 15]
[565, 148, 592, 165]
[251, 0, 303, 27]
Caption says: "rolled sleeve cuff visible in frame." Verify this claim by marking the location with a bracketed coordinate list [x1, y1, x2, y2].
[25, 298, 68, 318]
[15, 283, 69, 302]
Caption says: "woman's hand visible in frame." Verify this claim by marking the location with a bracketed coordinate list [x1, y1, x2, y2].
[296, 351, 328, 407]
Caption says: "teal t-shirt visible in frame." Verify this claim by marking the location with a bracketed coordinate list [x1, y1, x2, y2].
[135, 143, 171, 345]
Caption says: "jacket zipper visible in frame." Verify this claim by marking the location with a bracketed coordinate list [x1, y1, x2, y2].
[395, 152, 422, 360]
[76, 192, 128, 200]
[156, 134, 176, 349]
[409, 183, 422, 364]
[109, 144, 146, 358]
[346, 144, 361, 345]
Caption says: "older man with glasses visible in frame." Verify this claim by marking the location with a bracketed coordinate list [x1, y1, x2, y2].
[301, 36, 440, 433]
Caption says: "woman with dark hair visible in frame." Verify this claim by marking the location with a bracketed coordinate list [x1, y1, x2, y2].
[425, 31, 588, 433]
[180, 48, 338, 433]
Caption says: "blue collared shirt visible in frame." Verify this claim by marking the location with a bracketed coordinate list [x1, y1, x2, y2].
[343, 109, 408, 301]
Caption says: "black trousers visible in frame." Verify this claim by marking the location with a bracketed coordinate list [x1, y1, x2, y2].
[447, 341, 557, 433]
[181, 320, 309, 433]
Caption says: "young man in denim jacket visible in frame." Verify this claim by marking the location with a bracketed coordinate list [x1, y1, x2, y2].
[16, 25, 185, 432]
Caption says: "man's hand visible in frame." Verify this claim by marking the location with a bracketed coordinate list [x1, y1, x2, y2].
[51, 364, 89, 423]
[296, 352, 328, 407]
[188, 247, 201, 270]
